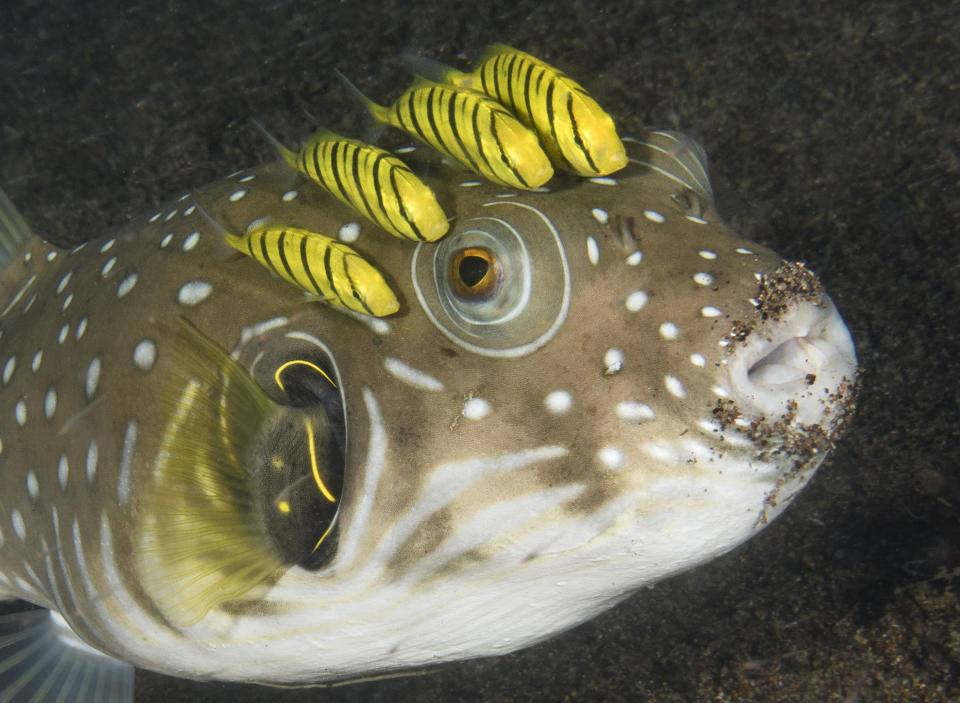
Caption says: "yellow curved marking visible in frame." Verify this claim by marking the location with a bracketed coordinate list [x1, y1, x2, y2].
[310, 520, 336, 556]
[304, 418, 337, 503]
[277, 500, 291, 514]
[274, 359, 337, 392]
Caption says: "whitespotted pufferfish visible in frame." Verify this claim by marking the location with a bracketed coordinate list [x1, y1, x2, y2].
[0, 59, 857, 701]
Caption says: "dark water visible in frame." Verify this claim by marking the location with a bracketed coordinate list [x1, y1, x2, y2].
[1, 0, 958, 700]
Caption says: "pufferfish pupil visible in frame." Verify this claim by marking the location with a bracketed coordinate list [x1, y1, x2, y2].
[251, 406, 344, 569]
[451, 247, 501, 299]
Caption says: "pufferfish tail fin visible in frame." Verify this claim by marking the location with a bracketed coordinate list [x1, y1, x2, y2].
[0, 609, 134, 703]
[135, 318, 344, 627]
[0, 187, 34, 271]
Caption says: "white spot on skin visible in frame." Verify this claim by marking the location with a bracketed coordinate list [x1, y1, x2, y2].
[701, 306, 723, 317]
[625, 251, 642, 266]
[712, 385, 730, 397]
[45, 251, 57, 262]
[23, 293, 37, 314]
[15, 399, 26, 426]
[229, 189, 247, 202]
[76, 317, 88, 340]
[383, 357, 444, 391]
[11, 510, 25, 540]
[699, 250, 718, 260]
[185, 204, 197, 215]
[686, 215, 708, 224]
[61, 292, 73, 311]
[117, 273, 138, 298]
[99, 238, 116, 254]
[659, 322, 679, 340]
[133, 340, 157, 372]
[690, 353, 707, 367]
[56, 272, 72, 294]
[164, 209, 177, 221]
[117, 420, 138, 505]
[282, 190, 298, 202]
[545, 390, 573, 415]
[2, 356, 15, 385]
[459, 181, 483, 187]
[85, 357, 101, 399]
[149, 211, 161, 223]
[462, 398, 492, 420]
[625, 290, 648, 311]
[58, 455, 69, 490]
[86, 441, 98, 484]
[645, 443, 680, 463]
[665, 375, 686, 398]
[177, 281, 213, 307]
[44, 387, 56, 419]
[591, 207, 609, 224]
[589, 177, 617, 186]
[586, 236, 599, 265]
[26, 472, 39, 500]
[604, 348, 624, 375]
[182, 232, 200, 251]
[597, 446, 626, 469]
[395, 145, 416, 154]
[693, 272, 715, 286]
[736, 247, 754, 255]
[58, 324, 69, 344]
[101, 257, 117, 277]
[31, 350, 42, 373]
[698, 419, 721, 434]
[616, 401, 655, 422]
[160, 233, 173, 248]
[338, 222, 361, 243]
[643, 209, 665, 223]
[238, 174, 256, 183]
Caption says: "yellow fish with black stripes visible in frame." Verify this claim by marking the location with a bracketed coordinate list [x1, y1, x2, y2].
[406, 44, 628, 177]
[220, 217, 400, 316]
[337, 70, 554, 189]
[0, 55, 858, 703]
[253, 122, 449, 242]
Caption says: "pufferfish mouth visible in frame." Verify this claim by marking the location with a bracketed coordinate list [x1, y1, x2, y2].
[725, 266, 858, 429]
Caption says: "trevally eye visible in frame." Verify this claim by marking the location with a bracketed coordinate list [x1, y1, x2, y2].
[412, 200, 571, 357]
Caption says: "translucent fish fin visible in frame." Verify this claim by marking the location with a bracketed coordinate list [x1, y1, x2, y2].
[0, 610, 134, 703]
[249, 119, 300, 171]
[400, 52, 471, 89]
[0, 188, 34, 271]
[134, 318, 285, 627]
[623, 131, 714, 205]
[334, 69, 392, 132]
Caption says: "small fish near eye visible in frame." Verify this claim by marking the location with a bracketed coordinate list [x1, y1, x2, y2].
[450, 247, 501, 299]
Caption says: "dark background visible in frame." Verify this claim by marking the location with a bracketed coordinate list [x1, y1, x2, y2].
[2, 1, 958, 700]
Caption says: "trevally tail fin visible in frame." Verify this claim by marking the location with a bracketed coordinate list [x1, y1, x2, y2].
[0, 609, 134, 703]
[0, 188, 34, 271]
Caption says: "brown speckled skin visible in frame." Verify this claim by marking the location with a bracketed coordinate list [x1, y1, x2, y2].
[1, 0, 957, 700]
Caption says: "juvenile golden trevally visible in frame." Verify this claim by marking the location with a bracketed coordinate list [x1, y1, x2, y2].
[0, 131, 857, 700]
[406, 44, 628, 176]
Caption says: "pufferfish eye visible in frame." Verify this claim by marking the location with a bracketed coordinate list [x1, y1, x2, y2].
[412, 201, 570, 357]
[450, 246, 501, 299]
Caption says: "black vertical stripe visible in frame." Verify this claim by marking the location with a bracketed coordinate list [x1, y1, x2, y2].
[276, 230, 297, 282]
[259, 231, 278, 274]
[370, 153, 402, 237]
[300, 236, 323, 295]
[446, 92, 482, 175]
[521, 60, 536, 123]
[403, 89, 428, 144]
[545, 80, 561, 164]
[388, 165, 424, 241]
[311, 144, 328, 191]
[342, 255, 375, 315]
[328, 142, 352, 203]
[566, 91, 597, 172]
[491, 53, 508, 103]
[470, 100, 496, 179]
[350, 146, 379, 222]
[491, 110, 529, 187]
[505, 53, 520, 111]
[423, 87, 451, 157]
[323, 245, 341, 305]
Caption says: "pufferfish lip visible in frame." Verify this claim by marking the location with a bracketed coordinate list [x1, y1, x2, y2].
[725, 295, 858, 428]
